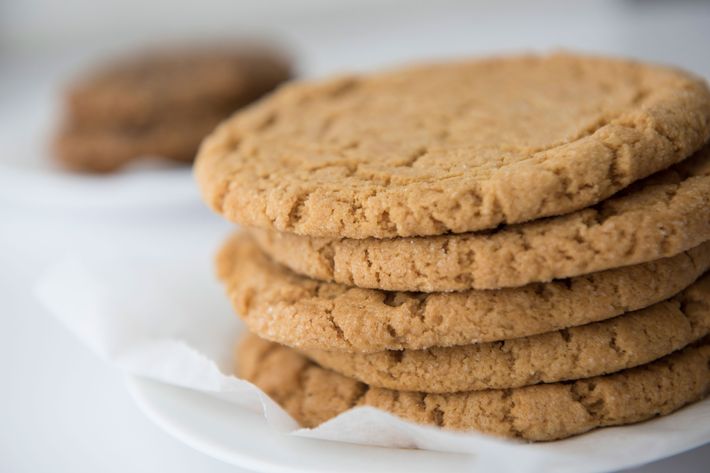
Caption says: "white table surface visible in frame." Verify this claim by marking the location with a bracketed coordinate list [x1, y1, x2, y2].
[2, 1, 709, 471]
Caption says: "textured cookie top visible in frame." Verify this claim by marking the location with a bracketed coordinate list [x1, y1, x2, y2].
[237, 334, 710, 441]
[219, 233, 710, 352]
[306, 273, 710, 392]
[67, 45, 292, 127]
[196, 53, 710, 238]
[252, 146, 710, 291]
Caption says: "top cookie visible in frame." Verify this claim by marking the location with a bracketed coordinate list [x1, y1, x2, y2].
[66, 45, 292, 128]
[196, 53, 710, 238]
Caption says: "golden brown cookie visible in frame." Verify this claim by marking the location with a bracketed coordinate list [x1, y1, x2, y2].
[54, 111, 224, 173]
[218, 233, 710, 352]
[196, 53, 710, 239]
[55, 45, 292, 172]
[251, 146, 710, 291]
[237, 334, 710, 441]
[305, 273, 710, 392]
[65, 46, 291, 128]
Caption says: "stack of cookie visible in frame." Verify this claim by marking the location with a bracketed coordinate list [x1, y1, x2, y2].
[196, 53, 710, 441]
[54, 45, 291, 173]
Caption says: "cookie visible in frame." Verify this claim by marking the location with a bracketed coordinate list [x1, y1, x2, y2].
[54, 111, 224, 172]
[55, 44, 292, 172]
[250, 146, 710, 291]
[238, 334, 710, 441]
[196, 53, 710, 239]
[218, 233, 710, 352]
[65, 45, 292, 128]
[305, 273, 710, 392]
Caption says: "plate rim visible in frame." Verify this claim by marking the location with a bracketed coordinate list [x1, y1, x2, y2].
[124, 375, 480, 473]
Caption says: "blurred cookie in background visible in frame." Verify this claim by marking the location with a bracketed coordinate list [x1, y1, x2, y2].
[53, 44, 292, 173]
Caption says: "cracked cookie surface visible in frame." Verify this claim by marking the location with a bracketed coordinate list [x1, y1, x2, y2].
[305, 273, 710, 392]
[218, 233, 710, 352]
[197, 53, 710, 238]
[237, 334, 710, 441]
[251, 146, 710, 291]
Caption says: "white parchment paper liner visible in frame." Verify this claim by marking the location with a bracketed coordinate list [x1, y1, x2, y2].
[34, 246, 710, 473]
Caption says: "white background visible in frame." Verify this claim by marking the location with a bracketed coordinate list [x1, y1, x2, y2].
[1, 1, 710, 471]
